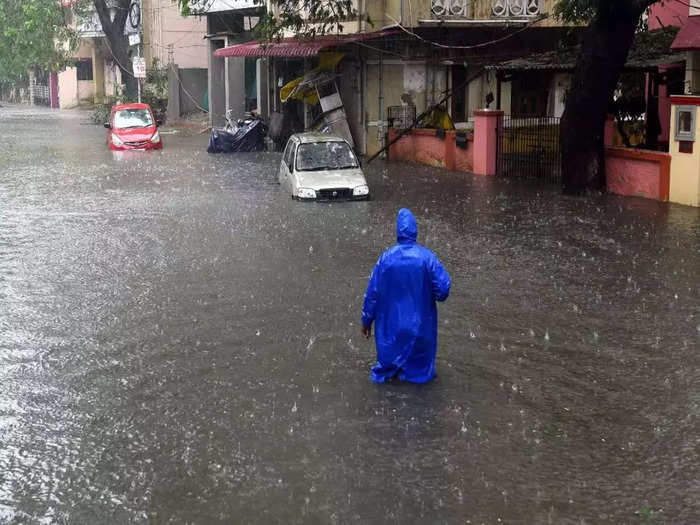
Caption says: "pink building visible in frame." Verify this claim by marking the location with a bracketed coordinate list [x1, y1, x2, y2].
[648, 1, 689, 149]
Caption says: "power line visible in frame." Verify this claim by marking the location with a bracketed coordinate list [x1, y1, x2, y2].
[384, 13, 547, 50]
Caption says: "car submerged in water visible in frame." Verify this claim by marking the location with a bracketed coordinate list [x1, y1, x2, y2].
[278, 133, 369, 201]
[104, 103, 162, 151]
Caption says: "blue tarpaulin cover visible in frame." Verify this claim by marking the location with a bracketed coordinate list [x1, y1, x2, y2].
[361, 208, 451, 384]
[207, 119, 266, 154]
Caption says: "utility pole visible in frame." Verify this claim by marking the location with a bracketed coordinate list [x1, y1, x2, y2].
[138, 43, 142, 103]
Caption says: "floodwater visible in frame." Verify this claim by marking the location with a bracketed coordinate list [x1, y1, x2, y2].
[1, 106, 698, 524]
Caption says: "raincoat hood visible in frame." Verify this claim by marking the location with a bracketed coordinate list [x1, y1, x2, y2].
[396, 208, 417, 244]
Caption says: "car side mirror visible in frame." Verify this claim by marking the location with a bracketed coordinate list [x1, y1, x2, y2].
[156, 120, 162, 127]
[103, 122, 111, 129]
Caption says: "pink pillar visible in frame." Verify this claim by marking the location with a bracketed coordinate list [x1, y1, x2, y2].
[473, 109, 503, 176]
[604, 114, 615, 147]
[49, 73, 59, 109]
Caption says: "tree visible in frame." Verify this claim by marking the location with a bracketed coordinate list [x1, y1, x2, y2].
[178, 0, 360, 40]
[556, 0, 656, 194]
[91, 0, 138, 99]
[0, 0, 76, 84]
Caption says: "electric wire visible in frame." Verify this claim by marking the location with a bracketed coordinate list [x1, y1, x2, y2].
[384, 12, 547, 50]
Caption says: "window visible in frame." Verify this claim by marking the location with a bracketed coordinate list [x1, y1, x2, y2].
[283, 140, 296, 168]
[511, 71, 550, 117]
[76, 59, 93, 81]
[675, 105, 696, 141]
[113, 108, 153, 129]
[296, 141, 358, 171]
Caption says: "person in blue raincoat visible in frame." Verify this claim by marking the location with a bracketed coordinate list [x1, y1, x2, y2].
[361, 208, 451, 384]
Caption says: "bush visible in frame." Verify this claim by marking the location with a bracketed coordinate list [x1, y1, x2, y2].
[91, 103, 111, 125]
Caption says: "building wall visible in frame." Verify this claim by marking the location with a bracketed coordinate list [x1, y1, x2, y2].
[376, 0, 564, 28]
[78, 80, 95, 102]
[605, 146, 671, 201]
[669, 101, 700, 206]
[364, 59, 451, 156]
[179, 68, 208, 114]
[550, 73, 571, 118]
[58, 67, 79, 108]
[467, 71, 511, 117]
[144, 0, 207, 68]
[74, 39, 94, 60]
[389, 128, 475, 172]
[104, 62, 122, 99]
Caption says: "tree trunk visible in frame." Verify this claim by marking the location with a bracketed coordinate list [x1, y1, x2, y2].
[560, 4, 647, 194]
[93, 0, 137, 101]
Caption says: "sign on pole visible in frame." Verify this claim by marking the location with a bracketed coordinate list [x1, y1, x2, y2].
[133, 57, 146, 79]
[128, 33, 141, 46]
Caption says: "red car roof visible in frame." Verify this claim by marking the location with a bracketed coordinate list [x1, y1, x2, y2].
[112, 103, 152, 111]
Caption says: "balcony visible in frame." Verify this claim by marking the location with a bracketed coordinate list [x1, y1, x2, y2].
[430, 0, 472, 19]
[491, 0, 542, 17]
[418, 0, 544, 25]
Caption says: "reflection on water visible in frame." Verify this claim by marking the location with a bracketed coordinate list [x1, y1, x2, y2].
[1, 106, 699, 523]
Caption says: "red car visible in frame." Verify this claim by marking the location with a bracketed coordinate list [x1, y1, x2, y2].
[105, 103, 163, 151]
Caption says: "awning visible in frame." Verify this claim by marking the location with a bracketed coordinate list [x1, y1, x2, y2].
[488, 27, 683, 73]
[214, 30, 398, 58]
[671, 17, 700, 51]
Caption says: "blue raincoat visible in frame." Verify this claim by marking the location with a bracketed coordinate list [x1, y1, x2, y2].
[361, 209, 451, 383]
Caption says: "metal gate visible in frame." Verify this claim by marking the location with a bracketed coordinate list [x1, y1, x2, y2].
[497, 116, 562, 182]
[30, 70, 51, 106]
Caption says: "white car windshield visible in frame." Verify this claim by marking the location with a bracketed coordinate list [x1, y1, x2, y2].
[113, 108, 153, 128]
[296, 141, 358, 171]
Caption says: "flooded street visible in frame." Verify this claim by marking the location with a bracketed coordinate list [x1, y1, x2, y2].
[1, 106, 699, 523]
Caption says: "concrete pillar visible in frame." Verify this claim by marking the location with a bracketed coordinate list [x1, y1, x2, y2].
[473, 109, 503, 176]
[167, 63, 181, 122]
[256, 58, 269, 118]
[142, 0, 154, 67]
[226, 56, 246, 116]
[668, 95, 700, 206]
[208, 38, 226, 128]
[92, 39, 105, 104]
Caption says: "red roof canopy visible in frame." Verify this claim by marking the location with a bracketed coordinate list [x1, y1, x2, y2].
[214, 30, 398, 58]
[672, 17, 700, 51]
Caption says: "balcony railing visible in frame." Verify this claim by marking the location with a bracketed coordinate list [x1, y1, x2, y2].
[492, 0, 541, 17]
[428, 0, 542, 19]
[430, 0, 471, 18]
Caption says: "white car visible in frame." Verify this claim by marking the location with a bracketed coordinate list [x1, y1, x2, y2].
[278, 133, 370, 200]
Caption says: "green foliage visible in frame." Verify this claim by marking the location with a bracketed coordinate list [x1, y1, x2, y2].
[554, 0, 656, 23]
[176, 0, 366, 41]
[142, 58, 168, 119]
[257, 0, 359, 41]
[0, 0, 77, 83]
[90, 102, 112, 124]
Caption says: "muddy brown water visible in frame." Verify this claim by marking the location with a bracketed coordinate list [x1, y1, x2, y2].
[1, 106, 699, 524]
